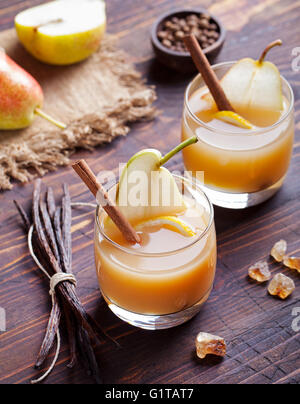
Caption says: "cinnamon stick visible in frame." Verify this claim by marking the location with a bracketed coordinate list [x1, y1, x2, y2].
[72, 159, 141, 244]
[184, 34, 235, 112]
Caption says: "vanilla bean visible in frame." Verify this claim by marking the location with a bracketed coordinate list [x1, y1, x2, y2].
[14, 199, 53, 276]
[53, 206, 104, 379]
[54, 208, 69, 273]
[36, 193, 63, 367]
[33, 182, 102, 344]
[65, 309, 77, 369]
[33, 180, 59, 277]
[13, 200, 31, 231]
[46, 187, 56, 220]
[35, 296, 61, 369]
[17, 180, 104, 383]
[34, 183, 79, 371]
[38, 200, 77, 369]
[14, 197, 61, 368]
[52, 221, 101, 375]
[54, 207, 77, 367]
[59, 189, 77, 366]
[59, 281, 100, 340]
[77, 327, 92, 376]
[62, 184, 72, 269]
[40, 201, 60, 261]
[36, 197, 100, 376]
[59, 191, 78, 367]
[37, 195, 77, 369]
[77, 327, 102, 384]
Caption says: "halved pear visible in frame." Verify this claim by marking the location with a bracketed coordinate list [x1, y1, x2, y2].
[116, 149, 186, 224]
[204, 40, 283, 115]
[221, 58, 283, 113]
[15, 0, 106, 65]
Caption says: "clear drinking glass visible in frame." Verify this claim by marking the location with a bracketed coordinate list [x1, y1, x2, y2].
[94, 175, 216, 330]
[182, 62, 295, 209]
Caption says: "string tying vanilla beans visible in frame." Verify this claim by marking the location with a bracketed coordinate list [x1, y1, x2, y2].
[28, 202, 97, 385]
[49, 273, 77, 296]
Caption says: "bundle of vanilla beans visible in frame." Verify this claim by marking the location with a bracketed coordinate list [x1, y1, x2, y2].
[14, 179, 103, 384]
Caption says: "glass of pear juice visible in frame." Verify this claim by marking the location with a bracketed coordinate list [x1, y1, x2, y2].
[94, 175, 217, 330]
[181, 62, 295, 209]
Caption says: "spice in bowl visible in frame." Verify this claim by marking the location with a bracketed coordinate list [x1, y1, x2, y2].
[157, 13, 220, 53]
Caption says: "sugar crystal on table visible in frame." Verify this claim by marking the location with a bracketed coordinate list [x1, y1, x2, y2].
[268, 273, 295, 300]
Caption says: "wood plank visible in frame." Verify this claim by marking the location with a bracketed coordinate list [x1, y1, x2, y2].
[0, 0, 299, 385]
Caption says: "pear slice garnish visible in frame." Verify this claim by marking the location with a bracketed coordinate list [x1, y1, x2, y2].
[116, 149, 186, 224]
[204, 40, 284, 117]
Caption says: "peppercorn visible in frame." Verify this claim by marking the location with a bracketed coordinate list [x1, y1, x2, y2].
[158, 12, 219, 53]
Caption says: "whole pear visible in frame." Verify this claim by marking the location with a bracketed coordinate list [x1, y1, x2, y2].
[0, 49, 43, 130]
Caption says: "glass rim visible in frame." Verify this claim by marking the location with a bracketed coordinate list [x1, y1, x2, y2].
[95, 174, 215, 258]
[184, 61, 294, 136]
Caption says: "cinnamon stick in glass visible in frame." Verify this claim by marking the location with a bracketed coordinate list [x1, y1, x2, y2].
[72, 159, 141, 244]
[184, 34, 235, 112]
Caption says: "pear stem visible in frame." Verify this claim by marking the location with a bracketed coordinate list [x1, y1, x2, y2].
[35, 108, 67, 130]
[258, 39, 282, 64]
[160, 136, 198, 167]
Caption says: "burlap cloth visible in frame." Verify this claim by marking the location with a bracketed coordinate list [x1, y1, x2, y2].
[0, 30, 156, 190]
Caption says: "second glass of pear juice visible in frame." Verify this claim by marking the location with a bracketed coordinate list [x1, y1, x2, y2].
[94, 175, 216, 330]
[182, 62, 294, 209]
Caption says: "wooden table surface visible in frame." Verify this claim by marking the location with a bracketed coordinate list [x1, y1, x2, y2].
[0, 0, 299, 385]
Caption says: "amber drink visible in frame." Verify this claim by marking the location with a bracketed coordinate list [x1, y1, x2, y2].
[182, 62, 294, 208]
[94, 175, 216, 330]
